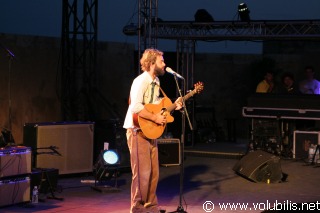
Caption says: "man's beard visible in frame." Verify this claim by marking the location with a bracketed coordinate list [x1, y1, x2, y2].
[154, 64, 165, 77]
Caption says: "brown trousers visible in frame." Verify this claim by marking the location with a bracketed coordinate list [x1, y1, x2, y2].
[126, 129, 159, 213]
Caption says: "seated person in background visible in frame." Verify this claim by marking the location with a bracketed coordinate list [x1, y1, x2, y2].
[256, 70, 276, 93]
[299, 66, 320, 94]
[278, 72, 301, 94]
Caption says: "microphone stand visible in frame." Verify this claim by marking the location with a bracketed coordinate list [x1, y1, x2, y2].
[169, 75, 193, 213]
[0, 43, 15, 142]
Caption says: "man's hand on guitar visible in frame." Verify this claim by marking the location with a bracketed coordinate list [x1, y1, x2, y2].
[174, 97, 183, 110]
[154, 111, 167, 125]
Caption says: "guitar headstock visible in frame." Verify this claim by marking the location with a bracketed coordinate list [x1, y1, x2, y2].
[193, 81, 204, 94]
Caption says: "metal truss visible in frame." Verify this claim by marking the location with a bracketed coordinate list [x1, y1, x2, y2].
[155, 20, 320, 98]
[176, 40, 195, 92]
[152, 19, 320, 146]
[155, 20, 320, 40]
[61, 0, 98, 121]
[137, 0, 158, 73]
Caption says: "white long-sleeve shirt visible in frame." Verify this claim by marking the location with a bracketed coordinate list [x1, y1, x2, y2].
[123, 71, 161, 129]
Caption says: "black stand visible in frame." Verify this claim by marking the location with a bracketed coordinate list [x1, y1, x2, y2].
[276, 117, 291, 158]
[39, 169, 64, 201]
[276, 116, 283, 156]
[32, 147, 63, 201]
[169, 75, 193, 213]
[0, 43, 15, 140]
[248, 117, 284, 156]
[311, 145, 320, 165]
[32, 146, 62, 168]
[91, 167, 121, 193]
[91, 150, 121, 193]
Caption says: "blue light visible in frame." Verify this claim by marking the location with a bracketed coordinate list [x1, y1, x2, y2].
[102, 150, 120, 165]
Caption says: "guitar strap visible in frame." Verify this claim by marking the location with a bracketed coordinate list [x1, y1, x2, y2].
[159, 86, 168, 98]
[127, 85, 168, 105]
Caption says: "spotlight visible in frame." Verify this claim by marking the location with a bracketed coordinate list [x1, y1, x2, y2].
[92, 149, 121, 193]
[94, 149, 120, 181]
[238, 3, 250, 22]
[194, 9, 214, 22]
[102, 149, 120, 165]
[123, 23, 138, 36]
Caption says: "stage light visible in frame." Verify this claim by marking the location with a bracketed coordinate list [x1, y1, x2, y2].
[238, 3, 250, 22]
[94, 149, 120, 181]
[194, 9, 214, 22]
[102, 149, 120, 165]
[92, 149, 121, 192]
[123, 23, 138, 36]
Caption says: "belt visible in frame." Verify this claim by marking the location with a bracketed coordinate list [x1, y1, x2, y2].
[136, 129, 149, 140]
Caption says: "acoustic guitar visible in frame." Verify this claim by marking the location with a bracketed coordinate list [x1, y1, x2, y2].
[133, 82, 204, 139]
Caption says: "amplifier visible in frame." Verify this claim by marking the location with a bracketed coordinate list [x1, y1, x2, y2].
[0, 176, 31, 207]
[157, 139, 180, 166]
[23, 122, 94, 175]
[293, 130, 320, 159]
[0, 146, 32, 178]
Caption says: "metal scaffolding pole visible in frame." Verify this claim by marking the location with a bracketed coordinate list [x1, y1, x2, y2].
[137, 0, 158, 73]
[61, 0, 98, 121]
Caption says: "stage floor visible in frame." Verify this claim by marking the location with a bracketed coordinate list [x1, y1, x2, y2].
[2, 140, 320, 213]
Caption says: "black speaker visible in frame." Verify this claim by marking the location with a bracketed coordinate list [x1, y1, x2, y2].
[31, 168, 59, 195]
[93, 120, 130, 169]
[233, 150, 283, 183]
[157, 139, 180, 166]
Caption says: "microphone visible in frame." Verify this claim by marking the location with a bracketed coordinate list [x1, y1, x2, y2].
[165, 67, 184, 80]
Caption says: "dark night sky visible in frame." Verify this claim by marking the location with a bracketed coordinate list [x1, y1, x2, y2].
[1, 0, 320, 53]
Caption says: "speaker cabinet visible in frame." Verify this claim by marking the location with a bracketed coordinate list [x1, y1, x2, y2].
[293, 130, 320, 159]
[0, 147, 31, 178]
[23, 122, 94, 175]
[233, 150, 283, 183]
[94, 120, 130, 169]
[114, 129, 131, 169]
[0, 176, 30, 207]
[157, 139, 180, 166]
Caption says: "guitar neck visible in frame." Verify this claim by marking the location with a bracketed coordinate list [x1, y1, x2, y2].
[167, 90, 197, 113]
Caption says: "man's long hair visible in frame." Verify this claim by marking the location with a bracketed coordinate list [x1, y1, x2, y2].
[140, 48, 163, 71]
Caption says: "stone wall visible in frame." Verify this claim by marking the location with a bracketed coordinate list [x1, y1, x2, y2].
[0, 34, 319, 145]
[0, 34, 135, 144]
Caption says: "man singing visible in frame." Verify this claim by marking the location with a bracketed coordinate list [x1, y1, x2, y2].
[123, 48, 182, 213]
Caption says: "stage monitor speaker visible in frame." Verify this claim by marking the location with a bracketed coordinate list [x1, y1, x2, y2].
[233, 150, 283, 183]
[23, 122, 94, 175]
[157, 139, 180, 166]
[0, 147, 32, 178]
[0, 176, 30, 207]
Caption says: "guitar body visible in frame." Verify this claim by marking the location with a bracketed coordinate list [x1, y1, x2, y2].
[133, 81, 204, 140]
[134, 97, 174, 139]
